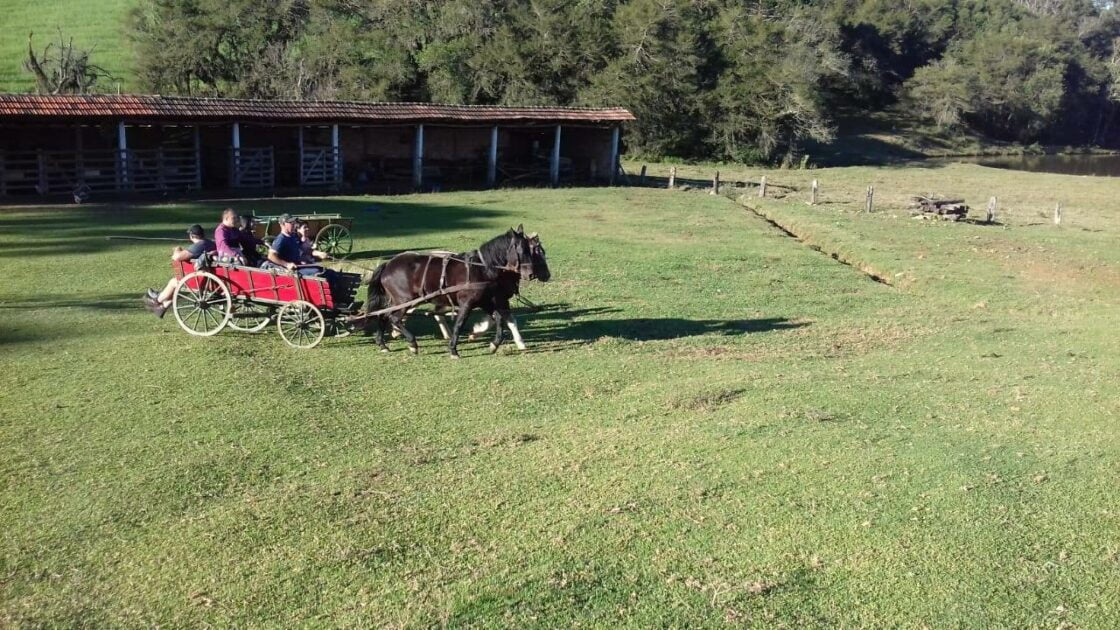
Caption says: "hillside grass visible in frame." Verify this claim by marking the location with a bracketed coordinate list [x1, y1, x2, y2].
[0, 0, 137, 93]
[2, 171, 1120, 625]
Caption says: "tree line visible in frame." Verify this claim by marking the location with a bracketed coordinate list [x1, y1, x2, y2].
[117, 0, 1120, 163]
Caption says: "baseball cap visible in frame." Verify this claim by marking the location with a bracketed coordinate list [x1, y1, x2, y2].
[278, 213, 296, 224]
[187, 224, 204, 238]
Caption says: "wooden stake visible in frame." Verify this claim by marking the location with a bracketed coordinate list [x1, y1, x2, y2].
[710, 170, 720, 195]
[758, 175, 767, 198]
[1054, 202, 1063, 226]
[639, 164, 647, 186]
[668, 166, 676, 189]
[986, 196, 997, 223]
[810, 179, 819, 205]
[865, 185, 874, 213]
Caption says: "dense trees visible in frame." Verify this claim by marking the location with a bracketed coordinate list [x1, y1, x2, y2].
[129, 0, 1120, 162]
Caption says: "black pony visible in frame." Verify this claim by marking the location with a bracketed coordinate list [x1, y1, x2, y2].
[365, 225, 550, 358]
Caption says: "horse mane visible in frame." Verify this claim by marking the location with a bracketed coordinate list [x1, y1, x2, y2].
[475, 231, 518, 273]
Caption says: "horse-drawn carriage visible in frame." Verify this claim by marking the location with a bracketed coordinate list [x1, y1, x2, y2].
[167, 226, 550, 355]
[252, 213, 353, 258]
[171, 256, 363, 348]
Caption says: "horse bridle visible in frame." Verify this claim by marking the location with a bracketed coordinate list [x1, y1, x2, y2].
[475, 242, 534, 278]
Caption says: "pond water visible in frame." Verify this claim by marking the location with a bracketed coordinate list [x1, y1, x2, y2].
[955, 153, 1120, 177]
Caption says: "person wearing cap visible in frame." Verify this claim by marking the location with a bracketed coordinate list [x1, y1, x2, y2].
[143, 224, 216, 318]
[263, 213, 306, 273]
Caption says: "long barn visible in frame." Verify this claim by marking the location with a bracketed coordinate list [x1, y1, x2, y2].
[0, 94, 634, 199]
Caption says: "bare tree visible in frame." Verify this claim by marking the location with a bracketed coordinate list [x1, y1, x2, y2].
[24, 31, 115, 95]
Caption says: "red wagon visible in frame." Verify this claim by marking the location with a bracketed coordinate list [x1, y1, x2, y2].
[171, 256, 362, 348]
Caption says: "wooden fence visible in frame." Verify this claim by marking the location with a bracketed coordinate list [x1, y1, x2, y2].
[0, 148, 200, 197]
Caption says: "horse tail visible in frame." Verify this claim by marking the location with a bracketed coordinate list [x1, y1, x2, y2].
[365, 262, 388, 310]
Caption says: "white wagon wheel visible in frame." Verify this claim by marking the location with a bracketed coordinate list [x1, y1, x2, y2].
[277, 300, 326, 349]
[172, 271, 232, 337]
[227, 300, 273, 333]
[315, 223, 352, 258]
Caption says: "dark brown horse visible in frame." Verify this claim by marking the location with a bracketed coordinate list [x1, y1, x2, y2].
[365, 225, 550, 358]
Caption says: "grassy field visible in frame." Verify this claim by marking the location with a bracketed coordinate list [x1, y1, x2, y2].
[0, 0, 137, 93]
[2, 167, 1120, 626]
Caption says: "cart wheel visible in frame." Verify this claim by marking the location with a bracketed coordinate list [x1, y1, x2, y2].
[228, 300, 272, 333]
[277, 300, 325, 349]
[315, 224, 352, 258]
[172, 271, 231, 336]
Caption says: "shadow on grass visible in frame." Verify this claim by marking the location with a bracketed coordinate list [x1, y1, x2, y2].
[0, 198, 509, 259]
[520, 303, 809, 346]
[0, 292, 142, 312]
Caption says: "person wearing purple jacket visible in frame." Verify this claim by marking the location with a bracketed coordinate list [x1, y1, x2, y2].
[214, 208, 246, 265]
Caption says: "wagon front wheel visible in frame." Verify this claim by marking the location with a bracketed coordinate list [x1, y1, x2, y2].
[315, 224, 352, 258]
[277, 300, 325, 349]
[172, 271, 231, 336]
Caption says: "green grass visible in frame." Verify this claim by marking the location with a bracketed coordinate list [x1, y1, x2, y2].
[0, 0, 137, 93]
[2, 171, 1120, 625]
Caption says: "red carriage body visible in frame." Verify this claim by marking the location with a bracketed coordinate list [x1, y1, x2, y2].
[170, 257, 362, 348]
[174, 260, 340, 309]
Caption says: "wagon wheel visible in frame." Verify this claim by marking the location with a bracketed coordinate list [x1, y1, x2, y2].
[315, 224, 352, 258]
[228, 300, 272, 333]
[172, 271, 232, 336]
[277, 300, 325, 349]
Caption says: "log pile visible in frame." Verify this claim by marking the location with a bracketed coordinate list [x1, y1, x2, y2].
[910, 196, 970, 221]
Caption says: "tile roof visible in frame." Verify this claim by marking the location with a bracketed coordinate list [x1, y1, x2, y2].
[0, 94, 634, 124]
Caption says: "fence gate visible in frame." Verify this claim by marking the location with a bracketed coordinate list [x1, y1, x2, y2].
[300, 147, 341, 186]
[230, 147, 275, 189]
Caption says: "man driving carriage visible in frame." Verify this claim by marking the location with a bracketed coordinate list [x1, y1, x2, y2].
[264, 214, 350, 307]
[143, 224, 215, 318]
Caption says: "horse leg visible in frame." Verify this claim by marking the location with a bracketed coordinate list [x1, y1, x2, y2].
[433, 312, 452, 340]
[489, 309, 505, 353]
[448, 301, 474, 359]
[376, 314, 389, 352]
[469, 314, 493, 340]
[504, 311, 527, 350]
[390, 311, 419, 354]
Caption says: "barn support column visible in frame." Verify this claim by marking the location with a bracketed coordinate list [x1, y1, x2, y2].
[231, 122, 241, 187]
[487, 125, 499, 188]
[117, 121, 129, 191]
[550, 124, 562, 187]
[297, 126, 305, 186]
[192, 126, 202, 190]
[74, 126, 84, 187]
[609, 125, 620, 186]
[412, 124, 424, 190]
[331, 124, 341, 185]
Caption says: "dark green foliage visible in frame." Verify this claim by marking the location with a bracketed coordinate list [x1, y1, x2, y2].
[129, 0, 1120, 162]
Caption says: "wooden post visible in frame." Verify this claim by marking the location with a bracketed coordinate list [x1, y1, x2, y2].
[986, 196, 997, 223]
[118, 121, 129, 191]
[0, 150, 6, 197]
[36, 149, 47, 195]
[74, 126, 84, 188]
[157, 146, 166, 190]
[550, 124, 562, 187]
[1054, 202, 1063, 226]
[487, 125, 498, 188]
[639, 164, 647, 185]
[590, 159, 597, 181]
[412, 123, 424, 190]
[758, 175, 767, 198]
[193, 125, 202, 190]
[331, 123, 341, 184]
[668, 165, 676, 188]
[231, 122, 241, 188]
[608, 126, 620, 185]
[710, 170, 720, 195]
[811, 179, 819, 205]
[865, 185, 874, 212]
[297, 126, 305, 186]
